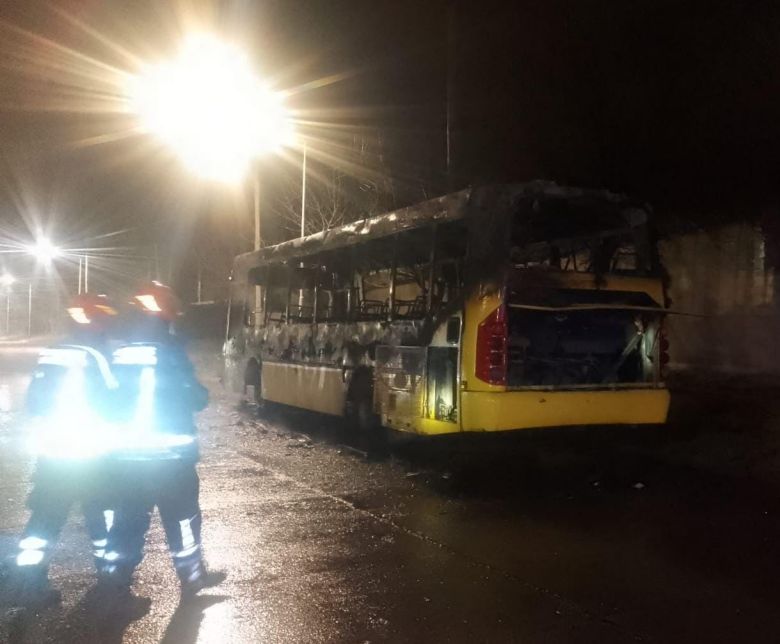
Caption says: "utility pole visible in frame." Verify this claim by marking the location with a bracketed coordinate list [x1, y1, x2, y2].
[446, 0, 457, 189]
[27, 283, 32, 337]
[84, 255, 89, 293]
[253, 164, 262, 318]
[253, 167, 261, 251]
[301, 142, 307, 238]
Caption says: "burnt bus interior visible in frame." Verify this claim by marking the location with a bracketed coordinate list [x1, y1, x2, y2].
[507, 193, 659, 275]
[241, 214, 470, 424]
[251, 221, 468, 327]
[505, 306, 662, 387]
[502, 193, 665, 388]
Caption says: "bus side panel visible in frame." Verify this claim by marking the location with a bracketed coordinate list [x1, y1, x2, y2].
[461, 388, 670, 431]
[261, 361, 347, 416]
[374, 346, 426, 433]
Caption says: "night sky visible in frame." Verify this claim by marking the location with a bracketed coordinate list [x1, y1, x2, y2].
[0, 0, 777, 292]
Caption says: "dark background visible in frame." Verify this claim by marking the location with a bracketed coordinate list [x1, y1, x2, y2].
[0, 0, 778, 297]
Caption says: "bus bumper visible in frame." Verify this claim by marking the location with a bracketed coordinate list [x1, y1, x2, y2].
[460, 387, 670, 432]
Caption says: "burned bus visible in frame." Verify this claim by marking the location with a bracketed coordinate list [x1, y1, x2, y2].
[224, 182, 670, 437]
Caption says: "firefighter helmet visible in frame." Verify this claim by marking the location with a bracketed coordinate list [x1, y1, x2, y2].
[66, 293, 118, 327]
[131, 281, 183, 323]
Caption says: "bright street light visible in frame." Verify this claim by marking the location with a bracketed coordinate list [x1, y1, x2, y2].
[27, 238, 60, 265]
[0, 272, 14, 287]
[128, 33, 293, 184]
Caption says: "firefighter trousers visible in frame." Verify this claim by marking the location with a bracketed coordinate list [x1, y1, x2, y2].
[105, 460, 204, 582]
[17, 459, 112, 572]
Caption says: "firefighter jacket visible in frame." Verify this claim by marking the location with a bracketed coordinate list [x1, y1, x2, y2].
[25, 343, 118, 461]
[107, 342, 208, 463]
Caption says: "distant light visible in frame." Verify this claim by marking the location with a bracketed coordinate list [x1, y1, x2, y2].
[28, 238, 60, 265]
[0, 272, 14, 287]
[128, 33, 294, 184]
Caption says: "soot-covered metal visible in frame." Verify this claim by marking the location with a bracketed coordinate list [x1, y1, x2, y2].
[225, 182, 664, 410]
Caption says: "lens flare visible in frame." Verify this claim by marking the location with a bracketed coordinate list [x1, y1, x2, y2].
[127, 33, 294, 183]
[27, 237, 60, 265]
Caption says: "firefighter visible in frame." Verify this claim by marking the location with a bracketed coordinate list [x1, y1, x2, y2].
[12, 294, 120, 604]
[102, 282, 222, 597]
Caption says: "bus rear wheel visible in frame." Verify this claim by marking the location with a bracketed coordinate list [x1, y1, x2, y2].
[347, 375, 387, 455]
[245, 359, 266, 409]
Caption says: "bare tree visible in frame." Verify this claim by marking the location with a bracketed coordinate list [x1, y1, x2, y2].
[271, 128, 399, 239]
[274, 167, 390, 239]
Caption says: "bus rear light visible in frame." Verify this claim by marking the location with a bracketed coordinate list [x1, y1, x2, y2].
[476, 304, 507, 385]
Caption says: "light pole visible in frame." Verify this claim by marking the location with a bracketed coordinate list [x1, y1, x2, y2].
[26, 282, 32, 337]
[253, 165, 261, 251]
[0, 272, 14, 336]
[77, 254, 90, 294]
[300, 141, 307, 238]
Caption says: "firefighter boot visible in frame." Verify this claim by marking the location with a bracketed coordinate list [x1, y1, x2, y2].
[177, 557, 226, 599]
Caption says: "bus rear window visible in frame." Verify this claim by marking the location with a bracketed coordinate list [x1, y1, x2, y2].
[509, 197, 655, 276]
[506, 285, 662, 387]
[507, 307, 660, 387]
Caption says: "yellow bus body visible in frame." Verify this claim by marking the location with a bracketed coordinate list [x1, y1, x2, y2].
[378, 272, 671, 436]
[261, 362, 346, 416]
[459, 389, 670, 432]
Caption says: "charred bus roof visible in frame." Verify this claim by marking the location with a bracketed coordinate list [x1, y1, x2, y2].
[233, 188, 470, 277]
[232, 182, 651, 278]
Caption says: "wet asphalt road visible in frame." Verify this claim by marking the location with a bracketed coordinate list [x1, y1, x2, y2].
[1, 340, 780, 643]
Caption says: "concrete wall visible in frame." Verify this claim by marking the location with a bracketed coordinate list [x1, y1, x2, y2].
[661, 223, 780, 374]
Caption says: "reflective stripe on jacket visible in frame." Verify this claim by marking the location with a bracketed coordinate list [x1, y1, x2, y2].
[108, 342, 206, 462]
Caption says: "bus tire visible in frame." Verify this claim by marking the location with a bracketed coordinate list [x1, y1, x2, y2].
[244, 359, 264, 407]
[347, 370, 387, 454]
